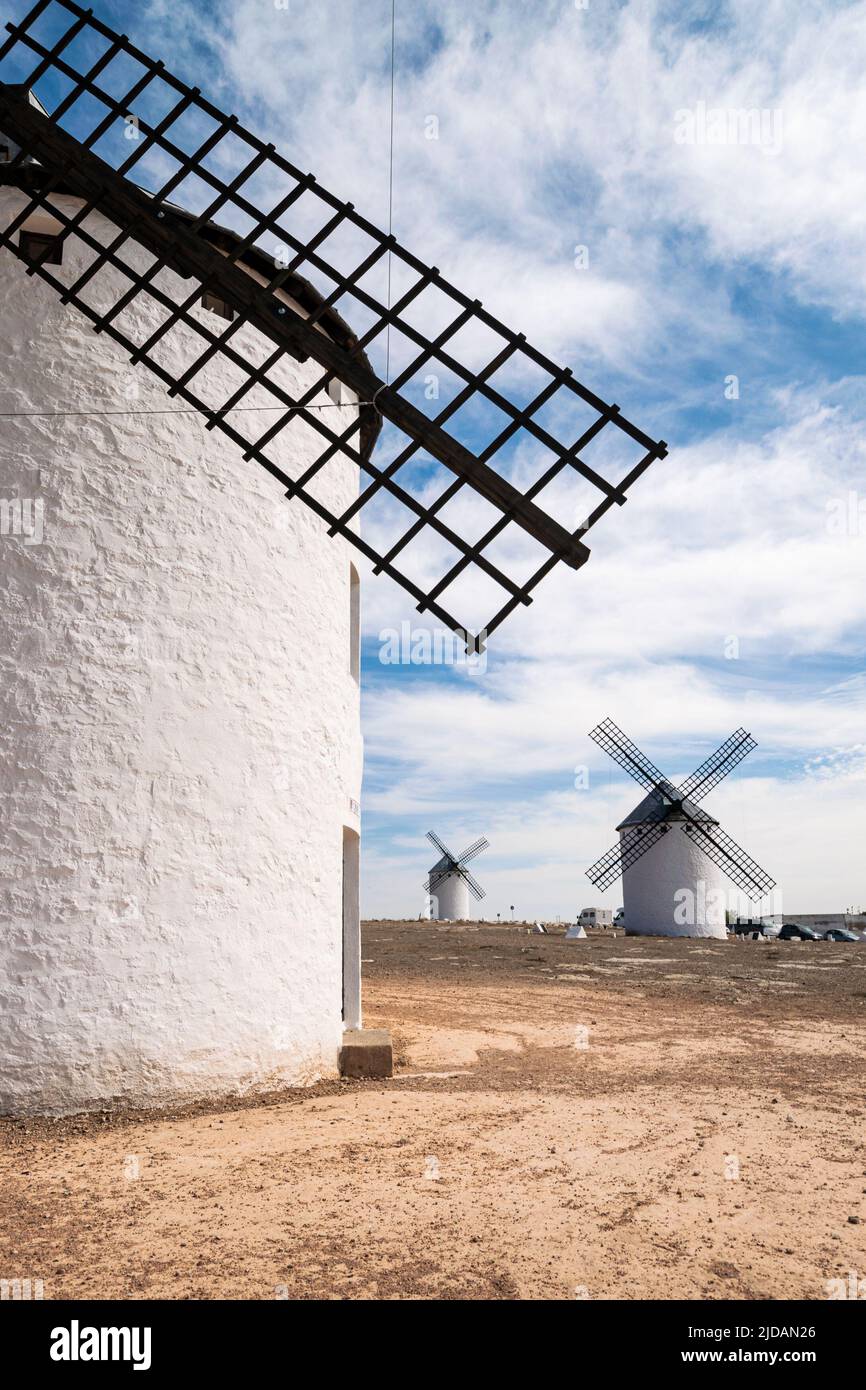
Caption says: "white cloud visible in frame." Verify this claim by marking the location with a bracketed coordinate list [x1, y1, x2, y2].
[199, 0, 866, 348]
[362, 385, 866, 661]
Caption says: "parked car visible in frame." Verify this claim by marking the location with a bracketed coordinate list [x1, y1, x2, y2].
[823, 928, 860, 942]
[778, 923, 822, 941]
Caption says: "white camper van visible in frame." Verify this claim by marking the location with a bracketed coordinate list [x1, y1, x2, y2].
[578, 907, 613, 929]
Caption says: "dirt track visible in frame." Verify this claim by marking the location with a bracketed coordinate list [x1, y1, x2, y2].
[1, 923, 864, 1300]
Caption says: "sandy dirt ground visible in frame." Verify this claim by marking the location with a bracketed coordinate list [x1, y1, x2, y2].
[1, 922, 864, 1300]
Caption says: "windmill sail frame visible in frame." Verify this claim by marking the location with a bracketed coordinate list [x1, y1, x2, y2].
[0, 0, 667, 650]
[424, 832, 489, 901]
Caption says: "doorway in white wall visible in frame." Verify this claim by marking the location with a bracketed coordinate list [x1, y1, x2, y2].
[342, 825, 361, 1028]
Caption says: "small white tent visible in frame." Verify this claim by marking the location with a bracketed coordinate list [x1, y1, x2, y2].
[565, 923, 588, 940]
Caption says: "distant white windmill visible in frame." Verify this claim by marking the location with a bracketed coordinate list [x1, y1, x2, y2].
[585, 719, 776, 938]
[424, 831, 489, 921]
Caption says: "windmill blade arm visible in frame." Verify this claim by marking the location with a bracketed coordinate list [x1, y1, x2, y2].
[462, 869, 486, 901]
[589, 718, 669, 793]
[456, 836, 489, 866]
[426, 830, 453, 861]
[682, 820, 775, 900]
[585, 821, 671, 891]
[424, 872, 449, 894]
[678, 729, 757, 802]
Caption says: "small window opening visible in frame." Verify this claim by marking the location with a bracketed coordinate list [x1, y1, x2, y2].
[327, 377, 344, 405]
[201, 290, 234, 321]
[0, 144, 11, 163]
[19, 230, 63, 265]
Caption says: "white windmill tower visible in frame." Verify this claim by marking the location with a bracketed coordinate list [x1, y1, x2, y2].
[0, 3, 666, 1114]
[585, 720, 775, 938]
[424, 832, 489, 921]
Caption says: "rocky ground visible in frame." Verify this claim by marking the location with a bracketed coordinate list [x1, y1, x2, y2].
[1, 922, 864, 1299]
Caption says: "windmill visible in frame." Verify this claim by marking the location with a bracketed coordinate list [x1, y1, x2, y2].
[585, 719, 775, 938]
[0, 0, 666, 1114]
[424, 831, 489, 921]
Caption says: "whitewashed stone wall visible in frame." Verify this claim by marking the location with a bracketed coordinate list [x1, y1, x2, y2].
[0, 189, 363, 1113]
[433, 872, 470, 921]
[621, 822, 729, 939]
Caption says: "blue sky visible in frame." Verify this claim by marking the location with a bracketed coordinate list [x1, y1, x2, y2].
[5, 0, 865, 916]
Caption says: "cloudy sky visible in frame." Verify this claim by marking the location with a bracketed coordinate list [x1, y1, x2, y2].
[9, 0, 865, 918]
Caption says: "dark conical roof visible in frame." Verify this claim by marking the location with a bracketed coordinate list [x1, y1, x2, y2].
[616, 783, 718, 831]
